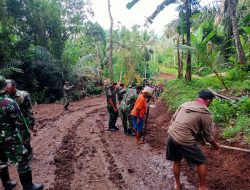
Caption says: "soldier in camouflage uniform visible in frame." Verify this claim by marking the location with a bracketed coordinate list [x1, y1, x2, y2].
[116, 83, 125, 105]
[119, 86, 142, 135]
[0, 76, 43, 190]
[6, 79, 34, 160]
[63, 81, 74, 110]
[106, 82, 119, 131]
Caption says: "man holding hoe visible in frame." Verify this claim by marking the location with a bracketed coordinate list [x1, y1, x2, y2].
[166, 90, 221, 190]
[131, 86, 153, 144]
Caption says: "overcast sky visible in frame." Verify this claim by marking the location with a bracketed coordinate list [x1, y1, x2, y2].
[91, 0, 216, 35]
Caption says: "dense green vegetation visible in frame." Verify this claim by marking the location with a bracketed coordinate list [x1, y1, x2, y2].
[162, 68, 250, 143]
[0, 0, 249, 142]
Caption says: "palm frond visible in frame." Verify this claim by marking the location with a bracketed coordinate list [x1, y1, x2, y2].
[126, 0, 141, 9]
[0, 67, 23, 76]
[145, 0, 176, 26]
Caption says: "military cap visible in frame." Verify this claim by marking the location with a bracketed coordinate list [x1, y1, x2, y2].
[110, 81, 117, 86]
[0, 76, 8, 94]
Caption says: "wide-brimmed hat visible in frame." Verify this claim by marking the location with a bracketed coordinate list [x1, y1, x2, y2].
[0, 76, 8, 94]
[142, 86, 154, 96]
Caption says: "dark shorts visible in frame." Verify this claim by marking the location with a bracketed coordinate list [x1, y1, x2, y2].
[166, 135, 207, 166]
[131, 116, 144, 133]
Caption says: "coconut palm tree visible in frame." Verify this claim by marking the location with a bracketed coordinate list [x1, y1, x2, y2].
[216, 0, 246, 65]
[127, 0, 193, 81]
[108, 0, 114, 81]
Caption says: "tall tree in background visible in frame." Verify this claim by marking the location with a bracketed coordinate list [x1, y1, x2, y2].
[127, 0, 193, 81]
[217, 0, 247, 65]
[185, 0, 192, 81]
[227, 0, 246, 65]
[108, 0, 114, 81]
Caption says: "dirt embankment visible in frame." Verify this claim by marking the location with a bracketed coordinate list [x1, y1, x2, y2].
[2, 95, 249, 190]
[147, 100, 250, 190]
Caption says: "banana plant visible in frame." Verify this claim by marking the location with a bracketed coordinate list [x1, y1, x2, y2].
[178, 26, 229, 90]
[190, 26, 216, 68]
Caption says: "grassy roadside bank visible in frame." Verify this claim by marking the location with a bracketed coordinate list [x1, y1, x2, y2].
[160, 69, 250, 144]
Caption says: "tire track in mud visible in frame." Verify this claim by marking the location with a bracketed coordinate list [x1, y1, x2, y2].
[97, 112, 127, 190]
[50, 106, 107, 190]
[51, 117, 84, 190]
[35, 104, 101, 131]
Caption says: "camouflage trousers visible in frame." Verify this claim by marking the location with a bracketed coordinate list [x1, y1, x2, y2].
[63, 96, 70, 109]
[18, 124, 32, 161]
[107, 107, 118, 129]
[0, 128, 31, 174]
[120, 109, 133, 132]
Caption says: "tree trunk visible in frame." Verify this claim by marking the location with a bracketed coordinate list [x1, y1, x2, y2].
[185, 0, 192, 81]
[228, 0, 246, 65]
[119, 63, 123, 83]
[173, 48, 176, 67]
[96, 45, 102, 85]
[180, 34, 185, 78]
[108, 0, 114, 81]
[177, 37, 182, 79]
[213, 70, 229, 91]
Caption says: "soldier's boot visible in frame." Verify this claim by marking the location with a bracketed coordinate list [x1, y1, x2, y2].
[123, 127, 128, 134]
[127, 128, 135, 136]
[19, 171, 43, 190]
[0, 168, 16, 190]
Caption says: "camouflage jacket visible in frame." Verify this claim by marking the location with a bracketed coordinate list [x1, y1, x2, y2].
[120, 88, 138, 113]
[63, 85, 74, 98]
[106, 87, 117, 109]
[10, 90, 35, 128]
[116, 87, 125, 102]
[0, 95, 27, 143]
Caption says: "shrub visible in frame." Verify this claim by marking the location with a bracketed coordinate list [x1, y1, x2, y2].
[210, 100, 235, 124]
[86, 82, 103, 95]
[161, 76, 250, 144]
[223, 115, 250, 143]
[71, 89, 86, 100]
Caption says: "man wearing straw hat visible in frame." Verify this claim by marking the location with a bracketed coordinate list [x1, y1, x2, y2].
[131, 86, 153, 144]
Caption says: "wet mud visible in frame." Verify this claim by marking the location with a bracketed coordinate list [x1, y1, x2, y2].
[2, 96, 249, 190]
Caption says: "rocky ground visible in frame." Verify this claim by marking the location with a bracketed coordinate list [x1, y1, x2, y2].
[3, 95, 250, 190]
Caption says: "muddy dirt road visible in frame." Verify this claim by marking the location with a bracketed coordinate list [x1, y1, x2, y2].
[3, 95, 250, 190]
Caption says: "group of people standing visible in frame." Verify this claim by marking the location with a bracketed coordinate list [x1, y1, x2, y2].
[0, 75, 221, 190]
[0, 76, 43, 190]
[105, 81, 154, 144]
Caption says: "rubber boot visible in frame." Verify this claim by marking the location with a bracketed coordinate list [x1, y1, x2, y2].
[19, 171, 43, 190]
[0, 168, 17, 190]
[127, 128, 135, 136]
[123, 127, 128, 134]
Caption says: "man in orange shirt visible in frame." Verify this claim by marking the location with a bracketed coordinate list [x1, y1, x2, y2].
[131, 86, 153, 144]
